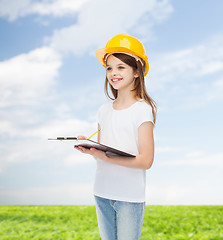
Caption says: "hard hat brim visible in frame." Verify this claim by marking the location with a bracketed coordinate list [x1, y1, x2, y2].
[95, 47, 149, 76]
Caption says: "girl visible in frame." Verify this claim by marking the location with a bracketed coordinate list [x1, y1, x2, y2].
[75, 33, 156, 240]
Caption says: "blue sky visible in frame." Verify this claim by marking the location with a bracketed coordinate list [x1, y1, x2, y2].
[0, 0, 222, 205]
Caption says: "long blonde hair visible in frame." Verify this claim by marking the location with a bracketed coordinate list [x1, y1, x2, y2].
[104, 53, 157, 123]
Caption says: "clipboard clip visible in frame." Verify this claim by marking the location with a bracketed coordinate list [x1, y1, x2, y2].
[48, 137, 78, 140]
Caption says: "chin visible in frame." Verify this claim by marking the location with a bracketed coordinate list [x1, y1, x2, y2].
[111, 85, 121, 90]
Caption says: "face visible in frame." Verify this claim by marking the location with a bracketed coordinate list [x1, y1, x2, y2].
[106, 55, 138, 91]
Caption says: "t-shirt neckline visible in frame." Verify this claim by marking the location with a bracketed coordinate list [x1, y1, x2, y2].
[111, 99, 143, 112]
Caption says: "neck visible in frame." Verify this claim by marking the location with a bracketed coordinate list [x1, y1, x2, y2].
[115, 88, 137, 106]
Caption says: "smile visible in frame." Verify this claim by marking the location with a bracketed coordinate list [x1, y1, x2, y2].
[111, 78, 122, 82]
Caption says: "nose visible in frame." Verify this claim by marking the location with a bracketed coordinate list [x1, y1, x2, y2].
[111, 69, 117, 76]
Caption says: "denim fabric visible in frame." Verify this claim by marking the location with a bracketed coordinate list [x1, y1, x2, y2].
[94, 195, 145, 240]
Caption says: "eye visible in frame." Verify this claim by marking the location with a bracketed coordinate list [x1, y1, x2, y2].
[106, 67, 112, 71]
[118, 66, 124, 69]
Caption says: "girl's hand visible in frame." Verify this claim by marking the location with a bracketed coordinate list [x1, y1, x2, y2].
[74, 135, 106, 160]
[74, 145, 106, 159]
[77, 135, 87, 139]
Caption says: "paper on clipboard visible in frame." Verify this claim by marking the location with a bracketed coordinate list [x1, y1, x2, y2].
[48, 137, 135, 157]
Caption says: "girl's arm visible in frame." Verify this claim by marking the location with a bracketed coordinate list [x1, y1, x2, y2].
[75, 122, 154, 170]
[97, 123, 101, 143]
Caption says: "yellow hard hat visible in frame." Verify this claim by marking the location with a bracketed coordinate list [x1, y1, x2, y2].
[95, 33, 149, 76]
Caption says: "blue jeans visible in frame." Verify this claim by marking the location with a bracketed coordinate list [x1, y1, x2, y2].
[94, 195, 145, 240]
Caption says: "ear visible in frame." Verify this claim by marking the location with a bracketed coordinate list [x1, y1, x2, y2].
[134, 69, 140, 78]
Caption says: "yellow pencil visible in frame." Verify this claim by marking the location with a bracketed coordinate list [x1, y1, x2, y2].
[87, 129, 100, 139]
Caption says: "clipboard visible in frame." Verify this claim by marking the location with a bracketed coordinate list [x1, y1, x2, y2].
[48, 137, 135, 157]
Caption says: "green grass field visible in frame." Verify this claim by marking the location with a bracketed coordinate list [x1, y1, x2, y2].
[0, 205, 222, 239]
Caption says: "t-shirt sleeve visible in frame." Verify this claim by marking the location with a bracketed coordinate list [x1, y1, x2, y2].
[136, 103, 154, 128]
[97, 105, 103, 125]
[97, 103, 108, 125]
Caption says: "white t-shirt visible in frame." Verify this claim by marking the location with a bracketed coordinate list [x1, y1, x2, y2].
[93, 100, 154, 202]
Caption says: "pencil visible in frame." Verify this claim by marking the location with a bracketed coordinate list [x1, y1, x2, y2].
[87, 129, 100, 139]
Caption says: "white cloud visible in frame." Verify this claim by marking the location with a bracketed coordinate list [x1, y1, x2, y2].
[0, 0, 173, 53]
[0, 121, 16, 136]
[63, 152, 94, 167]
[0, 0, 90, 21]
[0, 117, 96, 140]
[158, 149, 223, 166]
[48, 0, 173, 55]
[1, 181, 222, 205]
[150, 35, 223, 90]
[156, 146, 186, 153]
[0, 183, 95, 205]
[206, 78, 223, 101]
[0, 117, 97, 174]
[29, 0, 89, 17]
[0, 0, 29, 21]
[0, 47, 61, 107]
[146, 184, 223, 205]
[29, 118, 97, 139]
